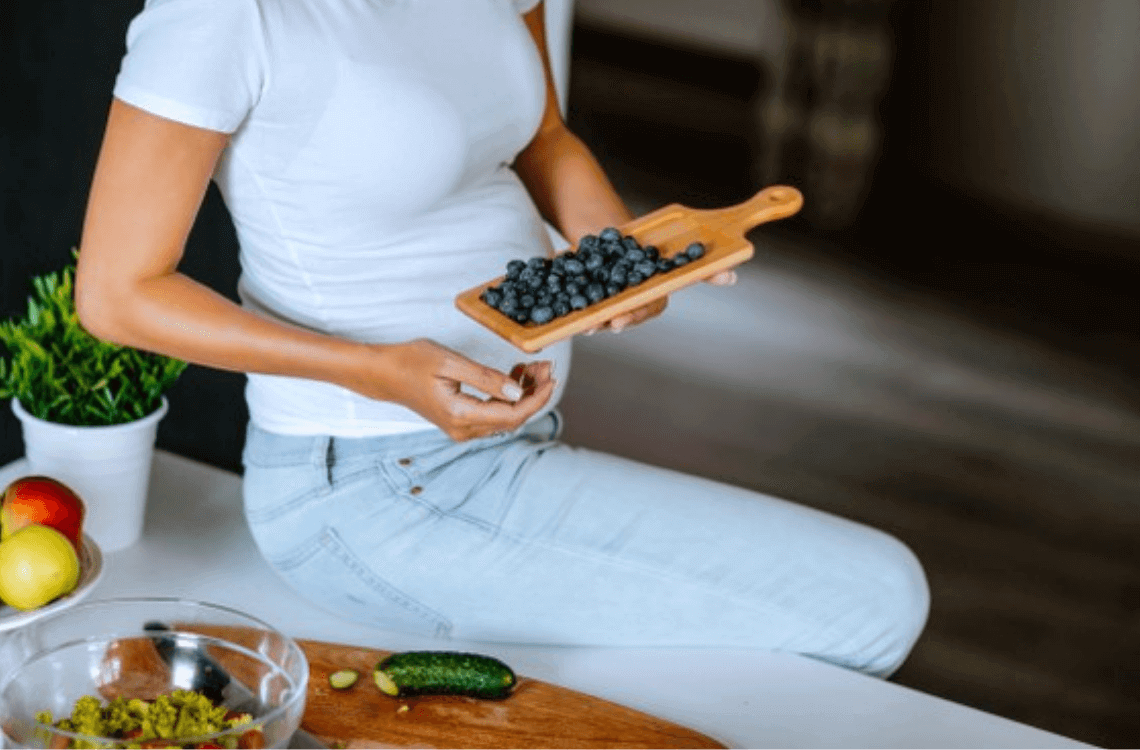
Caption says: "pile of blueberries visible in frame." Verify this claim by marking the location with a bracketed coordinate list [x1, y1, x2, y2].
[481, 227, 707, 326]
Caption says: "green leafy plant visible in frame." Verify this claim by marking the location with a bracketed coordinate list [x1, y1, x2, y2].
[0, 255, 188, 426]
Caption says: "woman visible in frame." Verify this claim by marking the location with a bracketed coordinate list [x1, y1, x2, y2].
[76, 0, 928, 677]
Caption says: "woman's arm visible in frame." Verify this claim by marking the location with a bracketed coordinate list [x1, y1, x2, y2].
[76, 99, 553, 440]
[513, 3, 734, 333]
[512, 8, 631, 246]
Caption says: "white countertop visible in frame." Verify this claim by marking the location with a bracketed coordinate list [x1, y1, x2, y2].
[0, 451, 1091, 749]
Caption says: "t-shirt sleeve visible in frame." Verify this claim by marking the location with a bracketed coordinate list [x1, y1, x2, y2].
[513, 0, 542, 14]
[113, 0, 266, 133]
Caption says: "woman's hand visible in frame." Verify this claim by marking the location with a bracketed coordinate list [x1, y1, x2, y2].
[348, 339, 555, 442]
[582, 268, 739, 335]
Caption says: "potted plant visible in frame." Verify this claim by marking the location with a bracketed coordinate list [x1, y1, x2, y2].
[0, 254, 187, 552]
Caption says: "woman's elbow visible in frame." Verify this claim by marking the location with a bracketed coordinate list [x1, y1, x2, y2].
[74, 272, 130, 347]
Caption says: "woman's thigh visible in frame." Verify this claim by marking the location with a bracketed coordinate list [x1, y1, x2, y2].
[242, 414, 929, 677]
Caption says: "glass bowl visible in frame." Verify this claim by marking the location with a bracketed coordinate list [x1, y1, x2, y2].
[0, 598, 308, 749]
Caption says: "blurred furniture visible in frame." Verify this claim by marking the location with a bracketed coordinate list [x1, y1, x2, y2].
[574, 0, 897, 229]
[754, 0, 897, 229]
[0, 451, 1089, 749]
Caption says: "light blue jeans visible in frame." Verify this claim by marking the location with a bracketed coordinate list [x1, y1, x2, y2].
[241, 411, 929, 678]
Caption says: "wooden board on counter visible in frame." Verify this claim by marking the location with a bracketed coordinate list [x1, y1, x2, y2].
[455, 185, 804, 354]
[298, 638, 726, 749]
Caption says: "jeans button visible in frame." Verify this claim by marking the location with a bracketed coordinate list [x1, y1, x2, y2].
[410, 486, 423, 496]
[398, 457, 413, 466]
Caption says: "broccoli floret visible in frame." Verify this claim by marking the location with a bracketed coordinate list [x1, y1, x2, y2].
[40, 690, 250, 749]
[145, 694, 179, 739]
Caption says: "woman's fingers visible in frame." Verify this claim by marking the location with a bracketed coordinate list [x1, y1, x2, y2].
[594, 296, 668, 334]
[442, 369, 555, 440]
[706, 269, 738, 286]
[433, 355, 555, 440]
[439, 354, 526, 403]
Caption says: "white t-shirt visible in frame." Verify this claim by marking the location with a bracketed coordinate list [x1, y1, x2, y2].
[113, 0, 571, 436]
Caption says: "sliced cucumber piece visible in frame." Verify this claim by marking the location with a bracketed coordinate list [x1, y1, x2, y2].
[329, 668, 359, 690]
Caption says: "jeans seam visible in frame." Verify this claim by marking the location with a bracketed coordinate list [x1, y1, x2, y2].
[245, 483, 328, 525]
[270, 529, 326, 570]
[317, 526, 453, 637]
[423, 500, 796, 622]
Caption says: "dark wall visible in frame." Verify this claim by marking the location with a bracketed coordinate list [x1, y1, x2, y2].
[1, 1, 248, 473]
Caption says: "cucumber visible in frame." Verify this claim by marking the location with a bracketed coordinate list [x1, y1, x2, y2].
[373, 651, 517, 700]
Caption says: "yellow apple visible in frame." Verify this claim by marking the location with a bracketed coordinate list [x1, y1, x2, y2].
[0, 524, 80, 611]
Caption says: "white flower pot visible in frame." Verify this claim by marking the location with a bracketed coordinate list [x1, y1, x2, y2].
[10, 397, 168, 554]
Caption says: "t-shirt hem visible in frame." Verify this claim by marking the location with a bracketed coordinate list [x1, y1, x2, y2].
[248, 415, 440, 438]
[113, 81, 244, 133]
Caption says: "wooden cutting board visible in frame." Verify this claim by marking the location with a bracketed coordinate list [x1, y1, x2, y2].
[455, 185, 804, 353]
[297, 639, 727, 749]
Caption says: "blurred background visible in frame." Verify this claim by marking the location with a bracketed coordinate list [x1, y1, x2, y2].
[2, 1, 1138, 746]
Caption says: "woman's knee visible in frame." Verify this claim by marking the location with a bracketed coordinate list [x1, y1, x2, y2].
[861, 532, 931, 677]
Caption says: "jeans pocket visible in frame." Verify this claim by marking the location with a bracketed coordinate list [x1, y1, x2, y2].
[269, 526, 453, 638]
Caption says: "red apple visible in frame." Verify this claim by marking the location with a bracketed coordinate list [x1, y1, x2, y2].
[1, 476, 85, 554]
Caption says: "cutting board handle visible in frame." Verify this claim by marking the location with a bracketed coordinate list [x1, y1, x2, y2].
[694, 185, 804, 236]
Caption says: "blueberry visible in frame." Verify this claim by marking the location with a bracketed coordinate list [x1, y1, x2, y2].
[546, 274, 563, 290]
[585, 283, 606, 304]
[685, 241, 706, 260]
[635, 260, 657, 277]
[498, 297, 518, 316]
[513, 311, 529, 324]
[624, 249, 646, 264]
[530, 306, 555, 325]
[482, 288, 503, 308]
[605, 283, 622, 297]
[622, 236, 641, 251]
[599, 227, 622, 243]
[564, 258, 585, 275]
[656, 257, 673, 272]
[610, 269, 627, 287]
[584, 253, 604, 271]
[591, 266, 610, 283]
[552, 299, 571, 317]
[506, 260, 526, 278]
[627, 271, 645, 286]
[570, 294, 588, 310]
[527, 256, 547, 271]
[644, 245, 659, 261]
[526, 274, 544, 290]
[537, 291, 553, 306]
[574, 274, 590, 287]
[565, 281, 581, 296]
[672, 255, 690, 268]
[519, 294, 536, 309]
